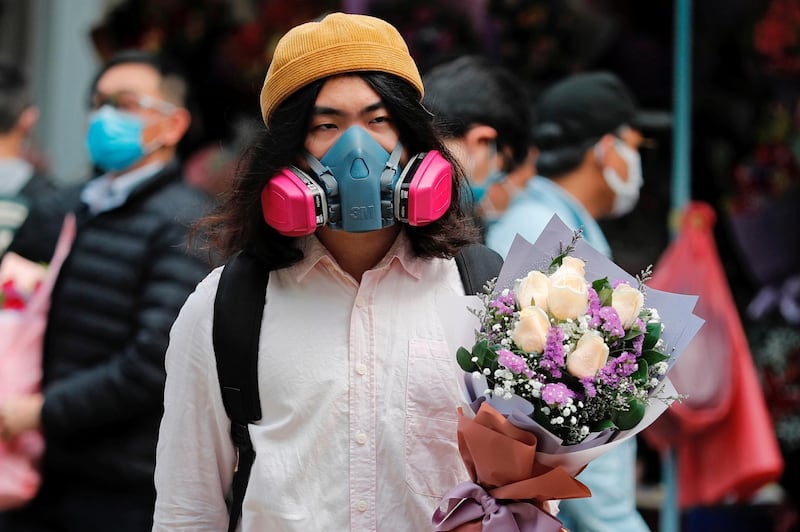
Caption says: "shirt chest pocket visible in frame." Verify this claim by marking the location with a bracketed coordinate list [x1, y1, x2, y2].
[405, 338, 466, 498]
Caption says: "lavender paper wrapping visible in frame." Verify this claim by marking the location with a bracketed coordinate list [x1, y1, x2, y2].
[437, 215, 705, 476]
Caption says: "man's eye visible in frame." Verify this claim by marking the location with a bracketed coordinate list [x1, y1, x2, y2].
[371, 116, 390, 124]
[91, 95, 110, 110]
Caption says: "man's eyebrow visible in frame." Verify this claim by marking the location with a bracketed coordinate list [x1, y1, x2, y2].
[361, 102, 385, 114]
[311, 105, 342, 116]
[311, 101, 386, 116]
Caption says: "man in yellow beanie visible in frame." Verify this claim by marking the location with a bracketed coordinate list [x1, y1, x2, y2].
[153, 12, 500, 531]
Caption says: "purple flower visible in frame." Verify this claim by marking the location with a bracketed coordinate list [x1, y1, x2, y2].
[489, 292, 516, 315]
[587, 288, 602, 328]
[540, 326, 565, 378]
[588, 287, 628, 339]
[631, 318, 646, 354]
[598, 306, 625, 338]
[542, 382, 575, 406]
[598, 352, 639, 387]
[616, 352, 639, 377]
[580, 377, 597, 398]
[498, 348, 529, 374]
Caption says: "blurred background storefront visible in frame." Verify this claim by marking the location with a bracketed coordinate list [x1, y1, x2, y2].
[1, 0, 106, 183]
[1, 0, 798, 530]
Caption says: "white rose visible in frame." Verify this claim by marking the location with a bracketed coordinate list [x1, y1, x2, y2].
[515, 271, 550, 311]
[557, 256, 586, 277]
[511, 306, 550, 353]
[612, 282, 644, 329]
[566, 331, 609, 378]
[547, 259, 589, 321]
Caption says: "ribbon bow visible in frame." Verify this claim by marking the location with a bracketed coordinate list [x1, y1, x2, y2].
[433, 482, 563, 532]
[432, 404, 590, 531]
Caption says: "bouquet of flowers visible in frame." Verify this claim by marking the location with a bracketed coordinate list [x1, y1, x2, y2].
[433, 215, 704, 531]
[0, 254, 48, 510]
[0, 214, 75, 510]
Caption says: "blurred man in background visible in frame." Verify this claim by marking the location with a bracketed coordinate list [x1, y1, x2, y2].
[422, 55, 536, 235]
[0, 50, 213, 531]
[0, 59, 56, 255]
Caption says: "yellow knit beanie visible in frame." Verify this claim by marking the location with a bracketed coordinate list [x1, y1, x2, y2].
[259, 12, 424, 125]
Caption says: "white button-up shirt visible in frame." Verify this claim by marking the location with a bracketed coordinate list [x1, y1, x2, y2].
[153, 232, 470, 531]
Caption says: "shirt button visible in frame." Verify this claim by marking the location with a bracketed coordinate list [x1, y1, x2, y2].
[356, 363, 367, 375]
[355, 296, 366, 308]
[356, 431, 367, 445]
[357, 500, 368, 512]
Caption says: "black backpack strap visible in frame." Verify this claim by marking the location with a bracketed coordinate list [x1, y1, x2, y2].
[455, 243, 504, 294]
[212, 252, 269, 532]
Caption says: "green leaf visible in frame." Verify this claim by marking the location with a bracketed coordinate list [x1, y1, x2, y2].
[623, 325, 644, 341]
[613, 398, 646, 430]
[548, 253, 567, 274]
[592, 277, 613, 306]
[471, 340, 497, 367]
[631, 360, 649, 384]
[591, 418, 618, 431]
[642, 349, 669, 366]
[457, 346, 477, 372]
[643, 321, 662, 350]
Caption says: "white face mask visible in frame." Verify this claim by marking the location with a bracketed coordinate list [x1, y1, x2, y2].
[599, 139, 643, 217]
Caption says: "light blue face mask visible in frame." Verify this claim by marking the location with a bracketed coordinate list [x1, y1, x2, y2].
[469, 169, 506, 205]
[85, 106, 147, 172]
[305, 126, 402, 232]
[465, 139, 504, 206]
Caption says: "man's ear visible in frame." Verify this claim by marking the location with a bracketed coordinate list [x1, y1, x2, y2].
[463, 124, 497, 157]
[160, 107, 191, 147]
[16, 107, 39, 136]
[593, 133, 615, 166]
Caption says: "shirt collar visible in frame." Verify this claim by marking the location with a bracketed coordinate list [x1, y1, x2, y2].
[290, 230, 423, 284]
[0, 158, 34, 195]
[80, 161, 165, 215]
[530, 177, 613, 258]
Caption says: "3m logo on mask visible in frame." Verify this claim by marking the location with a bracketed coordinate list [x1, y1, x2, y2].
[261, 126, 453, 236]
[349, 205, 376, 221]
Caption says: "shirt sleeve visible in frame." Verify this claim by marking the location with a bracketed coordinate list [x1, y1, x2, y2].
[153, 269, 237, 531]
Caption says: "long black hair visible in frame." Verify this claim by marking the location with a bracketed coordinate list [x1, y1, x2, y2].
[199, 72, 480, 269]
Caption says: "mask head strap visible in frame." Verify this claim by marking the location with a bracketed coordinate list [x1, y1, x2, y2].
[303, 153, 339, 197]
[381, 142, 403, 190]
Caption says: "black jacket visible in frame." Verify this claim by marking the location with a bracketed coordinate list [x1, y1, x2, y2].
[9, 161, 214, 495]
[0, 169, 58, 255]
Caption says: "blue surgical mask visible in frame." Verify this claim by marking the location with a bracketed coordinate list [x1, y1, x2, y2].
[465, 140, 502, 206]
[305, 126, 402, 233]
[85, 106, 147, 172]
[469, 169, 505, 205]
[469, 183, 488, 204]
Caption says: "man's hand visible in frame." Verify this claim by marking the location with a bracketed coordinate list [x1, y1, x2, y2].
[0, 393, 43, 441]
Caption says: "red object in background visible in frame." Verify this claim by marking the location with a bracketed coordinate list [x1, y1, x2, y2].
[1, 280, 27, 310]
[0, 215, 75, 510]
[642, 201, 784, 508]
